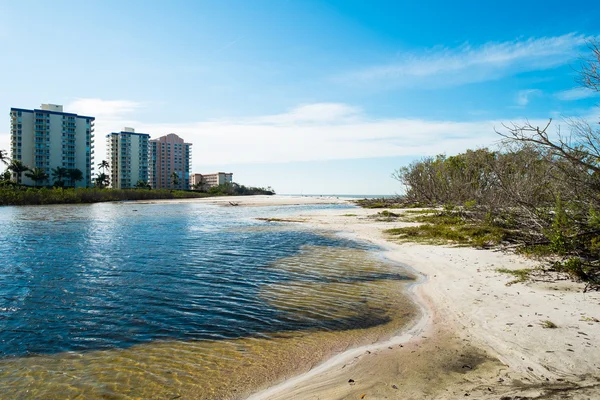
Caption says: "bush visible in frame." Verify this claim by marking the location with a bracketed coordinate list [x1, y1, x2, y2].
[0, 187, 212, 206]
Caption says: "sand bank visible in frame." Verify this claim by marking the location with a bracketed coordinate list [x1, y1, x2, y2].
[249, 206, 600, 399]
[131, 194, 351, 207]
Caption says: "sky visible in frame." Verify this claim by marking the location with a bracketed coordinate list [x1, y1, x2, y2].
[0, 0, 599, 194]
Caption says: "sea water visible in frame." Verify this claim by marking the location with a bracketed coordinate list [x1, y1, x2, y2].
[0, 202, 416, 399]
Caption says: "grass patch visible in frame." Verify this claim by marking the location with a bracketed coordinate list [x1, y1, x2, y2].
[354, 198, 423, 209]
[402, 209, 438, 215]
[517, 244, 556, 258]
[378, 210, 400, 217]
[342, 214, 357, 217]
[496, 268, 532, 285]
[386, 212, 507, 247]
[540, 320, 558, 329]
[359, 202, 404, 209]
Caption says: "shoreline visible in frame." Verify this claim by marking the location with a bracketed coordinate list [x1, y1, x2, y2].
[247, 201, 600, 399]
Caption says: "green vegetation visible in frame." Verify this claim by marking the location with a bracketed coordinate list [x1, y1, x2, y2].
[205, 182, 275, 196]
[342, 213, 357, 217]
[540, 320, 558, 329]
[386, 211, 507, 248]
[0, 187, 212, 206]
[376, 42, 600, 291]
[355, 198, 419, 209]
[0, 158, 274, 206]
[496, 268, 532, 285]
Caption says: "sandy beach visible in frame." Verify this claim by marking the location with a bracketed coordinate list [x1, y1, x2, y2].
[131, 194, 352, 207]
[232, 196, 600, 399]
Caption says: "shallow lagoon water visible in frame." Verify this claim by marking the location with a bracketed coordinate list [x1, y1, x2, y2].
[0, 202, 416, 399]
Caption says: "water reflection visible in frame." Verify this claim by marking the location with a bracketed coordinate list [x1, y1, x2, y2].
[0, 202, 416, 398]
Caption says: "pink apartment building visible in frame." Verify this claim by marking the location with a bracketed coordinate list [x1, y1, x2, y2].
[149, 133, 192, 189]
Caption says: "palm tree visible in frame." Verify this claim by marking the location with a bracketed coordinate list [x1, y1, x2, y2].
[134, 180, 151, 189]
[170, 171, 180, 188]
[51, 166, 68, 187]
[0, 149, 9, 166]
[8, 160, 30, 185]
[0, 169, 11, 182]
[94, 172, 110, 188]
[25, 167, 49, 187]
[98, 160, 109, 174]
[193, 174, 206, 192]
[67, 168, 84, 187]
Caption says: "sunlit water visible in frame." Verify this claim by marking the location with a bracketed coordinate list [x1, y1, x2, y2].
[0, 202, 416, 399]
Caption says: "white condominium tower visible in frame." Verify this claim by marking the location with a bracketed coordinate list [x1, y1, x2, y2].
[149, 133, 192, 189]
[9, 104, 95, 187]
[106, 127, 150, 189]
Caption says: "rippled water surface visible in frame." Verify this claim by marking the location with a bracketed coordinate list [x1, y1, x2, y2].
[0, 202, 416, 399]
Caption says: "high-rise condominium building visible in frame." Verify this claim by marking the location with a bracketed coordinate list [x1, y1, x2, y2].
[106, 127, 150, 189]
[9, 104, 95, 187]
[149, 133, 192, 189]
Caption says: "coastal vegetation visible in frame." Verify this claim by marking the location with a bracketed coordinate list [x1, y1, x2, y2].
[0, 187, 212, 206]
[366, 41, 600, 291]
[0, 158, 275, 206]
[204, 182, 275, 196]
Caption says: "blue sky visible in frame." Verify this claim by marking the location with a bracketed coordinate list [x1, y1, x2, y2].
[1, 0, 599, 194]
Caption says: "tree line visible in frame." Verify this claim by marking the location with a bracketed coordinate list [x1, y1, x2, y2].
[392, 41, 600, 290]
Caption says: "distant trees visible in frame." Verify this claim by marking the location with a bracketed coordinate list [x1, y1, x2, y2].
[192, 174, 207, 192]
[8, 160, 30, 185]
[98, 160, 110, 174]
[170, 172, 180, 188]
[94, 173, 110, 188]
[134, 180, 151, 189]
[66, 168, 84, 187]
[25, 168, 49, 187]
[0, 149, 9, 166]
[207, 182, 275, 196]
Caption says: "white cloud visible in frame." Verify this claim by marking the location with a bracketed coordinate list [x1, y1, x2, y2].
[123, 103, 526, 168]
[341, 33, 591, 88]
[254, 103, 362, 124]
[516, 89, 542, 106]
[555, 87, 599, 101]
[0, 100, 560, 176]
[67, 98, 142, 120]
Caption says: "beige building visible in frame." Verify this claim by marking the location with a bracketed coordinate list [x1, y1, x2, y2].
[106, 128, 150, 189]
[149, 133, 192, 189]
[190, 172, 233, 189]
[9, 104, 95, 187]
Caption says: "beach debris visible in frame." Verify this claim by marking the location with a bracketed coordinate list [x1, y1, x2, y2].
[229, 202, 239, 206]
[462, 364, 472, 370]
[348, 379, 355, 385]
[391, 384, 399, 390]
[360, 395, 366, 399]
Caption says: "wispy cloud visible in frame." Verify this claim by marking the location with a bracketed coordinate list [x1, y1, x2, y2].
[516, 89, 542, 106]
[69, 100, 531, 169]
[0, 100, 569, 174]
[216, 35, 245, 53]
[555, 87, 599, 101]
[340, 33, 591, 88]
[67, 98, 142, 120]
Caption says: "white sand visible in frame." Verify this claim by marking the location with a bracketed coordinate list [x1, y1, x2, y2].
[248, 205, 600, 399]
[132, 194, 351, 207]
